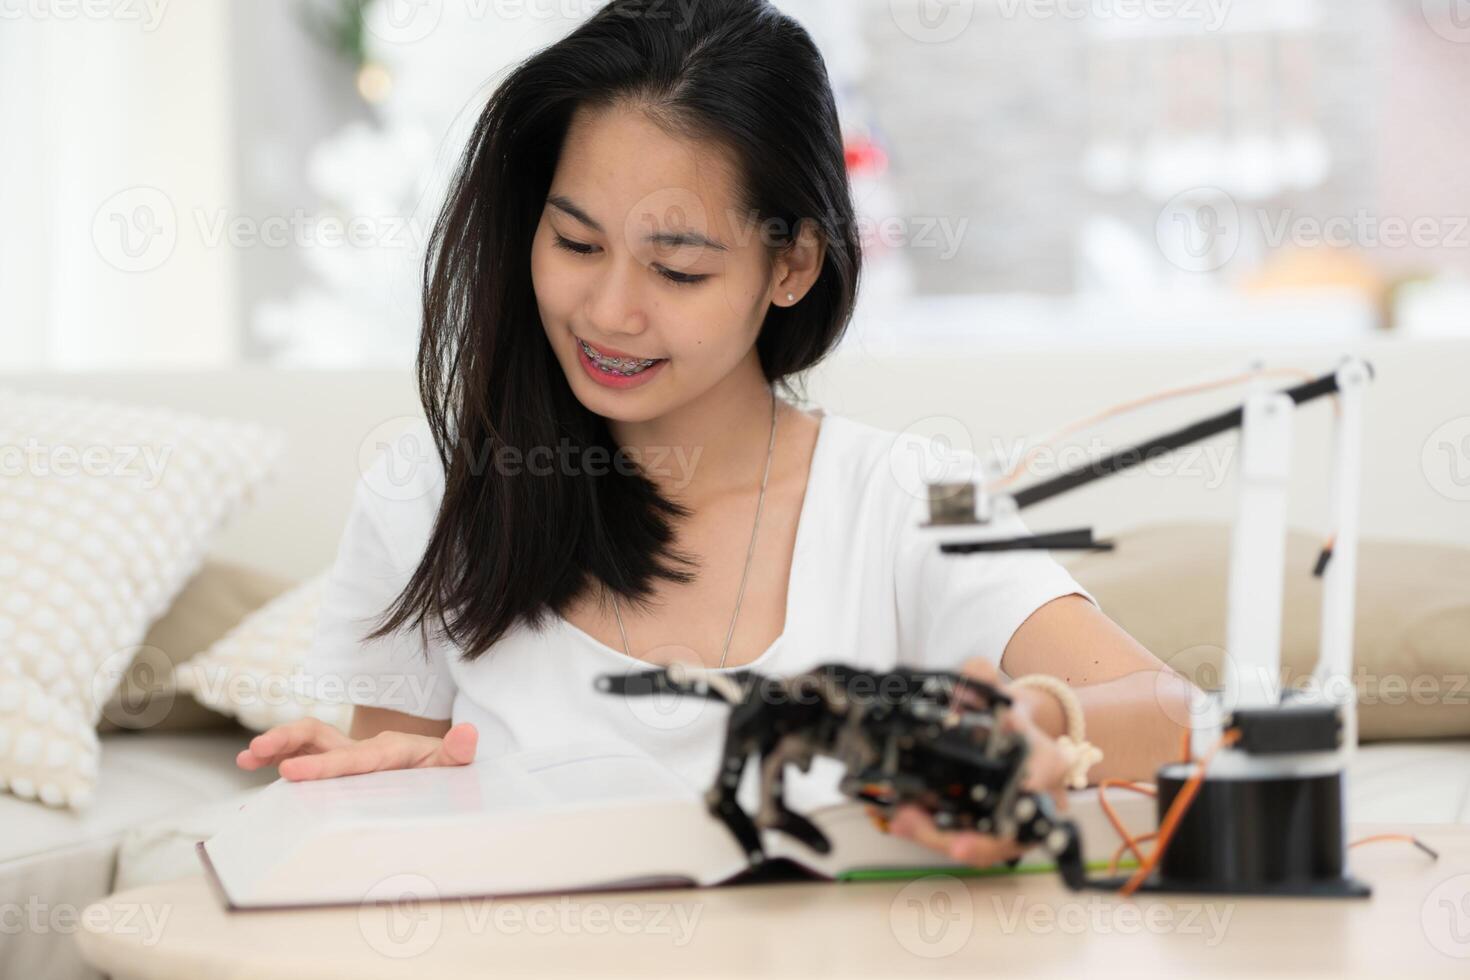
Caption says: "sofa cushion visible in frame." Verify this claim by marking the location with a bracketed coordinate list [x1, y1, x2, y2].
[98, 559, 295, 735]
[172, 572, 353, 734]
[0, 389, 282, 809]
[1067, 523, 1470, 740]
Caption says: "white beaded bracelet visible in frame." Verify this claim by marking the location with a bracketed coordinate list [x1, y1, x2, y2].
[1008, 674, 1104, 790]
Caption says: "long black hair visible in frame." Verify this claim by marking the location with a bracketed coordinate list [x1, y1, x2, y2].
[367, 0, 862, 663]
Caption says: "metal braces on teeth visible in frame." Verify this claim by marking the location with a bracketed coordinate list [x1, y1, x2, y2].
[581, 340, 661, 375]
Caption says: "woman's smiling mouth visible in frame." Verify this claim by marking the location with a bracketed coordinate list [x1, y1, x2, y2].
[577, 337, 665, 374]
[575, 335, 669, 389]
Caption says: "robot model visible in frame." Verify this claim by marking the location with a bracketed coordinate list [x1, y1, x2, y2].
[595, 662, 1086, 889]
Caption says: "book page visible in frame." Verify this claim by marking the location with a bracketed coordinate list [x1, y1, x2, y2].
[269, 739, 701, 827]
[507, 741, 701, 808]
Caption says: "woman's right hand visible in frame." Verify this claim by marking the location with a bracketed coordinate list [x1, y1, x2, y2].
[235, 717, 479, 781]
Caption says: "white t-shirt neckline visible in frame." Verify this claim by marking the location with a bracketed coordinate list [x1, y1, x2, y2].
[556, 408, 832, 673]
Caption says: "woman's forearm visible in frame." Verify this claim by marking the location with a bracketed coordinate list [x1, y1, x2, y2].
[999, 593, 1202, 784]
[1011, 669, 1196, 784]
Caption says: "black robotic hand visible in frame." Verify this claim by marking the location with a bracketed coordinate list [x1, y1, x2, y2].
[596, 662, 1085, 889]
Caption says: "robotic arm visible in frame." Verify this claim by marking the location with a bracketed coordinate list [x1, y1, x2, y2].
[598, 358, 1373, 898]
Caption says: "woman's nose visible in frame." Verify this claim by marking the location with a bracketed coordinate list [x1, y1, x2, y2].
[583, 255, 650, 338]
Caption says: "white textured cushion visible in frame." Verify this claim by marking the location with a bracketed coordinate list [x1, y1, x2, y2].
[173, 573, 353, 734]
[0, 390, 281, 810]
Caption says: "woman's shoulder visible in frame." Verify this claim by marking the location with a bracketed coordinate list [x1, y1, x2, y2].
[815, 411, 985, 512]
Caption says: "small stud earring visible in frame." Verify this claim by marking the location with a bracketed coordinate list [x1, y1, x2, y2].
[786, 292, 795, 303]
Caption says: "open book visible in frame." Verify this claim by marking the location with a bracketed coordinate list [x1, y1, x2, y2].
[199, 741, 1154, 910]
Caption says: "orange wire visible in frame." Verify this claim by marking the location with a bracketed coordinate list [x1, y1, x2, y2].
[1348, 833, 1439, 859]
[1119, 729, 1242, 898]
[1349, 833, 1415, 848]
[987, 367, 1316, 490]
[1097, 779, 1157, 868]
[1110, 832, 1158, 876]
[1107, 827, 1430, 882]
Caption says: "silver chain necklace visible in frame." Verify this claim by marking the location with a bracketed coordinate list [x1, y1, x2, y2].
[609, 387, 779, 670]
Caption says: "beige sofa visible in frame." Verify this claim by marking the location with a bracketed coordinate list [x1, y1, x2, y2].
[4, 339, 1467, 979]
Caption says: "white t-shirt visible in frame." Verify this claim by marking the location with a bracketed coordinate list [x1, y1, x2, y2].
[302, 411, 1091, 811]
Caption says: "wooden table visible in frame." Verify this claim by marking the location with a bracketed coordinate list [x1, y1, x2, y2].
[75, 824, 1470, 979]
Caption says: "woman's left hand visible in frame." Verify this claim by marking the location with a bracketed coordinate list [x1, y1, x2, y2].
[882, 656, 1071, 867]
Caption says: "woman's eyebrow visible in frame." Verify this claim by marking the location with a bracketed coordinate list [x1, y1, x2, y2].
[546, 193, 728, 252]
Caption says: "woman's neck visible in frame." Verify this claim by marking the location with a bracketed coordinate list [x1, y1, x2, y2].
[606, 354, 782, 505]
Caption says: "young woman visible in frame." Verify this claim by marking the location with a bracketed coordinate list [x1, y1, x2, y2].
[237, 0, 1195, 868]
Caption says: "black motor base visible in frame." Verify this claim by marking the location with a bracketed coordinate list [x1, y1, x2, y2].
[1087, 769, 1370, 898]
